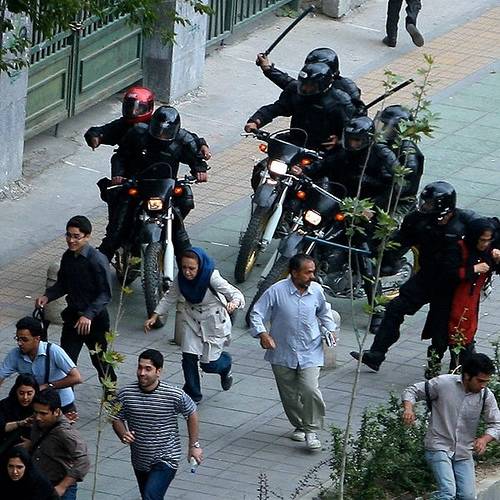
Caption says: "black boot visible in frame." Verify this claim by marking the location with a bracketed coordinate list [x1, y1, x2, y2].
[350, 350, 384, 372]
[406, 24, 424, 47]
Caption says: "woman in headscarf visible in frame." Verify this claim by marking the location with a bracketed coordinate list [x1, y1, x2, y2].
[0, 447, 58, 499]
[0, 374, 39, 457]
[144, 247, 245, 403]
[448, 218, 500, 370]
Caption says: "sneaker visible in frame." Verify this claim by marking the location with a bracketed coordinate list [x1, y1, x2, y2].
[406, 24, 424, 47]
[382, 36, 397, 48]
[221, 372, 233, 391]
[350, 350, 382, 372]
[305, 432, 322, 450]
[290, 428, 306, 442]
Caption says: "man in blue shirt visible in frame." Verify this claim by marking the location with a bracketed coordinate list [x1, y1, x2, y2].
[249, 254, 339, 451]
[0, 317, 82, 416]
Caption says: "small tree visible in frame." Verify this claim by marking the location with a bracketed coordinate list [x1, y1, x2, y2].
[0, 0, 212, 74]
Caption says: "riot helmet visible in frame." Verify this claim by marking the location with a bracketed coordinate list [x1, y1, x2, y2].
[305, 48, 339, 77]
[297, 63, 333, 97]
[374, 105, 413, 143]
[417, 181, 456, 221]
[148, 106, 181, 142]
[342, 116, 374, 151]
[122, 86, 155, 124]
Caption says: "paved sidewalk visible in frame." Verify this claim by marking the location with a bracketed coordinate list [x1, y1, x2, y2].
[0, 5, 499, 500]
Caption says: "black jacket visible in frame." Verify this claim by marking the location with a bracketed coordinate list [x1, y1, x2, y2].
[388, 138, 424, 198]
[262, 66, 365, 115]
[391, 208, 479, 279]
[248, 82, 355, 150]
[111, 124, 207, 179]
[84, 117, 208, 149]
[304, 143, 400, 207]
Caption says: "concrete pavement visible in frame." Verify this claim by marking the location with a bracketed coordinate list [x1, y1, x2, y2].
[0, 2, 500, 499]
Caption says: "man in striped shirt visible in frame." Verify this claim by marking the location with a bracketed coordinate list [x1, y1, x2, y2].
[112, 349, 203, 499]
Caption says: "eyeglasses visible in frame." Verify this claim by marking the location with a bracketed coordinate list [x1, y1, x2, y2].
[65, 232, 86, 241]
[14, 336, 31, 343]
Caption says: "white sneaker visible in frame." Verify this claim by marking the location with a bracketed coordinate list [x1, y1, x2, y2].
[290, 428, 306, 442]
[305, 432, 322, 450]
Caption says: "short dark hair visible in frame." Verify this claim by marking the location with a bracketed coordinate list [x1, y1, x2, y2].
[66, 215, 92, 235]
[9, 373, 40, 400]
[15, 317, 43, 338]
[5, 446, 33, 468]
[462, 353, 495, 378]
[139, 349, 164, 369]
[34, 388, 61, 411]
[288, 254, 316, 273]
[181, 249, 199, 262]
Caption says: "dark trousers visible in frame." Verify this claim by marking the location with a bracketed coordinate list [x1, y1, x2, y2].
[370, 273, 453, 364]
[61, 308, 117, 383]
[386, 0, 422, 39]
[182, 351, 232, 402]
[134, 462, 176, 500]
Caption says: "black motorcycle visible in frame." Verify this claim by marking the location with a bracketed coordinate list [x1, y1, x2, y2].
[107, 162, 196, 327]
[234, 128, 322, 283]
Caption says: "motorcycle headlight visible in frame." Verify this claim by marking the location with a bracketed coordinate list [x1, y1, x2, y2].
[268, 160, 287, 176]
[147, 197, 163, 211]
[304, 210, 322, 226]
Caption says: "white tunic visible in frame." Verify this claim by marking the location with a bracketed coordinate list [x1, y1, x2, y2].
[154, 270, 245, 362]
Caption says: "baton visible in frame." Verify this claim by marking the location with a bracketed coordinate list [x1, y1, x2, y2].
[263, 5, 315, 56]
[365, 78, 414, 109]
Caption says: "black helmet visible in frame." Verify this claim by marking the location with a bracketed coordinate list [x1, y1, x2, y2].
[305, 47, 339, 77]
[374, 104, 413, 143]
[342, 116, 374, 151]
[149, 106, 180, 142]
[297, 63, 333, 97]
[418, 181, 456, 221]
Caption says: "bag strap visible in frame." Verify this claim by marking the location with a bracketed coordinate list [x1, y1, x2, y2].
[425, 381, 432, 413]
[31, 421, 61, 452]
[44, 342, 52, 385]
[208, 284, 228, 307]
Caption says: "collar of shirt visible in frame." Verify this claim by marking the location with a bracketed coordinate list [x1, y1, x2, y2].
[21, 341, 48, 363]
[67, 243, 91, 259]
[286, 277, 312, 296]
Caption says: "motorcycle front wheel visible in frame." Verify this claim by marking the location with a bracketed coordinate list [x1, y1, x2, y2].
[245, 255, 289, 326]
[234, 207, 269, 283]
[143, 241, 166, 329]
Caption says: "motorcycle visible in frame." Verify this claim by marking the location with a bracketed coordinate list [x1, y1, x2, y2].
[107, 162, 196, 328]
[234, 128, 322, 283]
[246, 173, 413, 325]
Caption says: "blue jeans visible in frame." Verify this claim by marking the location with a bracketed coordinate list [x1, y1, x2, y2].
[60, 484, 78, 500]
[425, 450, 476, 500]
[134, 462, 177, 500]
[182, 351, 232, 402]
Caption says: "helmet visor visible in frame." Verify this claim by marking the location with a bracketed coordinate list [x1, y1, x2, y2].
[417, 197, 438, 215]
[298, 81, 320, 96]
[149, 121, 177, 142]
[122, 98, 151, 119]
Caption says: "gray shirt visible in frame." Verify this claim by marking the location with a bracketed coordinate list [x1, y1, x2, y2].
[402, 374, 500, 460]
[249, 277, 338, 369]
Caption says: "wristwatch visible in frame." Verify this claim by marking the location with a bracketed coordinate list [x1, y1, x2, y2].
[48, 383, 55, 389]
[190, 441, 201, 448]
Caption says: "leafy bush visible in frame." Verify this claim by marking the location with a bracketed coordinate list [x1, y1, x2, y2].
[325, 395, 433, 499]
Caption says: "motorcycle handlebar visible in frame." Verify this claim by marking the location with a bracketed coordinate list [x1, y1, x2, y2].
[282, 173, 343, 203]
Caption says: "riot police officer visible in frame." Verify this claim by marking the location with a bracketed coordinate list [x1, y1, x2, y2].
[256, 48, 365, 115]
[350, 181, 479, 375]
[245, 62, 355, 151]
[98, 106, 208, 262]
[374, 104, 424, 215]
[84, 85, 211, 159]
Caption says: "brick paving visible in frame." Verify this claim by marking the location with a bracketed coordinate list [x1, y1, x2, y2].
[0, 6, 500, 500]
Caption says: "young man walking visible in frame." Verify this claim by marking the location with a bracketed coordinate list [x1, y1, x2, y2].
[28, 389, 90, 500]
[249, 254, 339, 451]
[36, 215, 116, 385]
[112, 349, 203, 499]
[402, 353, 500, 499]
